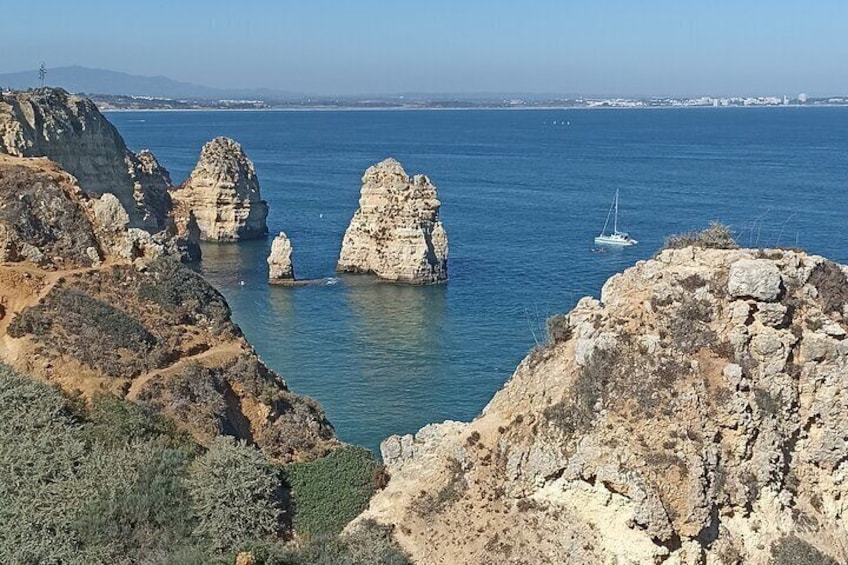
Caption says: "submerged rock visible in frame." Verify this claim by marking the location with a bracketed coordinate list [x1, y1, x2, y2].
[267, 232, 294, 282]
[356, 246, 848, 564]
[337, 158, 448, 284]
[171, 137, 269, 241]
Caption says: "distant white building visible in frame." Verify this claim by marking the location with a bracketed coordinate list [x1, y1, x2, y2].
[798, 93, 808, 103]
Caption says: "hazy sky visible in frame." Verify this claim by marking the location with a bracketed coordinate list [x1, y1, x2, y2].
[2, 0, 846, 96]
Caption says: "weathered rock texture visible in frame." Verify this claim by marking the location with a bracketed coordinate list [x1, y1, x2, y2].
[0, 88, 200, 262]
[171, 137, 269, 241]
[337, 158, 448, 284]
[358, 247, 848, 564]
[0, 89, 165, 231]
[267, 232, 294, 282]
[0, 153, 336, 463]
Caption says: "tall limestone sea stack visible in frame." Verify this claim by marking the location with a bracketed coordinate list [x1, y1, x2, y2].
[337, 158, 448, 284]
[359, 245, 848, 564]
[171, 137, 269, 241]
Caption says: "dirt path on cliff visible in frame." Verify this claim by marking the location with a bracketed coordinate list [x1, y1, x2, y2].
[125, 339, 246, 401]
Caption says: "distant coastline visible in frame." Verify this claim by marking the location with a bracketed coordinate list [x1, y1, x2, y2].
[101, 103, 848, 113]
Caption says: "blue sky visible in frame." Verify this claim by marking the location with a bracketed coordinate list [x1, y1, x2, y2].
[2, 0, 846, 95]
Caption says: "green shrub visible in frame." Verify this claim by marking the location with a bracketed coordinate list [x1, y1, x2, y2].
[770, 535, 837, 565]
[8, 287, 162, 377]
[289, 520, 410, 565]
[0, 365, 198, 563]
[664, 221, 738, 250]
[807, 261, 848, 314]
[282, 446, 383, 537]
[545, 314, 572, 344]
[83, 394, 198, 452]
[187, 436, 284, 552]
[139, 257, 232, 329]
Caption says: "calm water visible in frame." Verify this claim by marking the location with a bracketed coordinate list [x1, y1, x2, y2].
[111, 108, 848, 453]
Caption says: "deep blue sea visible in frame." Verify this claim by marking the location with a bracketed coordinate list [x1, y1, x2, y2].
[110, 107, 848, 454]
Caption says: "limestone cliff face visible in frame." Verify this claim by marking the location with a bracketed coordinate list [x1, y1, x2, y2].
[0, 154, 336, 463]
[360, 247, 848, 564]
[171, 137, 269, 241]
[0, 89, 169, 232]
[337, 158, 448, 284]
[267, 232, 294, 282]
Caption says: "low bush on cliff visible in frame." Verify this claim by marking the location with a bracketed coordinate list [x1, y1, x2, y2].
[7, 287, 165, 377]
[188, 437, 285, 552]
[770, 535, 838, 565]
[0, 368, 199, 563]
[282, 446, 385, 538]
[807, 260, 848, 314]
[0, 365, 403, 564]
[138, 257, 232, 330]
[664, 221, 738, 250]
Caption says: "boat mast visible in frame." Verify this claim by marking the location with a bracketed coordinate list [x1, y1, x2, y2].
[613, 189, 619, 234]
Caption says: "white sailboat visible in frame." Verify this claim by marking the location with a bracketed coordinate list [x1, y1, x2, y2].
[594, 189, 638, 246]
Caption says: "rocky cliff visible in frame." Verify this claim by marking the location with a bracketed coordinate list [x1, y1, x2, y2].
[0, 153, 336, 462]
[0, 88, 200, 261]
[359, 246, 848, 564]
[337, 158, 448, 284]
[0, 89, 165, 231]
[171, 137, 269, 241]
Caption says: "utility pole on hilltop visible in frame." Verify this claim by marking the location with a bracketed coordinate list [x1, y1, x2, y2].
[38, 62, 46, 87]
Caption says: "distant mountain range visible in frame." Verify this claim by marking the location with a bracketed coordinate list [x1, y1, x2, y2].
[0, 66, 301, 101]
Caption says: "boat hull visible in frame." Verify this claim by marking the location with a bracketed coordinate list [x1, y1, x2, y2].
[594, 235, 638, 246]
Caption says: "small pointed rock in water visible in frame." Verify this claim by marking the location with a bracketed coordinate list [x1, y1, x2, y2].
[267, 232, 294, 282]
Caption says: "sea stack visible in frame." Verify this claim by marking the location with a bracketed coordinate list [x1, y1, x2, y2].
[337, 158, 448, 284]
[171, 137, 269, 241]
[267, 232, 294, 283]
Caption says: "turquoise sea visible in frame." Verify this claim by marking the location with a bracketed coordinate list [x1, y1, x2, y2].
[111, 107, 848, 453]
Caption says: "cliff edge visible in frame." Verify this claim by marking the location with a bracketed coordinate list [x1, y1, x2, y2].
[359, 246, 848, 564]
[337, 158, 448, 284]
[0, 153, 336, 462]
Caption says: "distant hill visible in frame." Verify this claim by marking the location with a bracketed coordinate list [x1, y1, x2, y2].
[0, 66, 300, 101]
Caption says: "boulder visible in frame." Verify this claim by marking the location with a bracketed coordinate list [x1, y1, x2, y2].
[170, 137, 268, 241]
[337, 158, 448, 284]
[728, 258, 783, 301]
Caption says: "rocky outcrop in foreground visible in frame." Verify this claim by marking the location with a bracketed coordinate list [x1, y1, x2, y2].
[337, 158, 448, 284]
[267, 232, 294, 282]
[0, 153, 336, 462]
[359, 246, 848, 564]
[171, 137, 269, 241]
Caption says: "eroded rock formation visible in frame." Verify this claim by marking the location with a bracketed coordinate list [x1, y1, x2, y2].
[0, 88, 200, 262]
[337, 158, 448, 284]
[0, 153, 336, 463]
[267, 232, 294, 282]
[171, 137, 269, 241]
[0, 88, 166, 231]
[358, 246, 848, 564]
